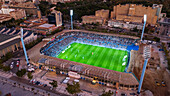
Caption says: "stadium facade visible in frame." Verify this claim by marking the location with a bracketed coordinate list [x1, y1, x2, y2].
[39, 30, 140, 90]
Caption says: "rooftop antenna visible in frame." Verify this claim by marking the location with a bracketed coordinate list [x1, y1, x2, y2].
[20, 28, 30, 66]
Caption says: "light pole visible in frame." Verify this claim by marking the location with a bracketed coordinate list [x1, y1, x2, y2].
[70, 10, 73, 30]
[137, 45, 151, 94]
[140, 14, 147, 41]
[20, 28, 30, 66]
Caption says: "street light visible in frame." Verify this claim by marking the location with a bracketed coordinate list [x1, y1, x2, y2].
[140, 14, 147, 41]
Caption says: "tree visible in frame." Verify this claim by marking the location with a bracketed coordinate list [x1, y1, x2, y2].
[0, 64, 3, 69]
[38, 1, 50, 16]
[133, 26, 139, 32]
[13, 83, 16, 86]
[2, 66, 10, 72]
[66, 82, 81, 95]
[153, 37, 160, 42]
[49, 80, 58, 88]
[101, 90, 114, 96]
[16, 69, 26, 77]
[31, 88, 35, 92]
[27, 72, 33, 80]
[5, 93, 11, 96]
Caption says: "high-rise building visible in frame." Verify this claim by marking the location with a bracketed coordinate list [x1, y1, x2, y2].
[110, 4, 162, 25]
[33, 0, 40, 5]
[95, 9, 109, 20]
[9, 2, 39, 16]
[9, 9, 26, 20]
[37, 7, 42, 19]
[48, 10, 62, 27]
[82, 9, 109, 24]
[54, 11, 62, 27]
[152, 4, 163, 20]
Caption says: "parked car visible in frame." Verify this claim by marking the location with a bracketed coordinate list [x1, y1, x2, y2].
[162, 81, 166, 87]
[16, 60, 19, 67]
[28, 68, 35, 72]
[29, 79, 36, 83]
[63, 77, 70, 84]
[43, 84, 47, 87]
[35, 81, 40, 85]
[74, 79, 79, 83]
[40, 82, 44, 86]
[50, 87, 53, 90]
[10, 62, 14, 69]
[155, 81, 160, 86]
[121, 93, 127, 96]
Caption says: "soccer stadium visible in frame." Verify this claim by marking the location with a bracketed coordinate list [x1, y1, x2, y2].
[39, 30, 140, 90]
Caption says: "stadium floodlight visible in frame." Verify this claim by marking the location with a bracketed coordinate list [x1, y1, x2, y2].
[137, 45, 151, 94]
[140, 14, 147, 42]
[20, 28, 30, 66]
[144, 14, 147, 22]
[70, 10, 73, 30]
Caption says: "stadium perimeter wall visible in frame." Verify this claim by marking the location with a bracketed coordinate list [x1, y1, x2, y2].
[31, 30, 140, 90]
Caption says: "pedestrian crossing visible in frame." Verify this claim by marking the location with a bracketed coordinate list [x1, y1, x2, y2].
[0, 71, 12, 78]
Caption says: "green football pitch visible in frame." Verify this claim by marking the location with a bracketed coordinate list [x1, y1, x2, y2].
[57, 43, 128, 72]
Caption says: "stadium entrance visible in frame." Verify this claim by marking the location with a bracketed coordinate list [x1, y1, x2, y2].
[68, 71, 80, 79]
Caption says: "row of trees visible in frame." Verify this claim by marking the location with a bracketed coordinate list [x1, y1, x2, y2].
[0, 18, 24, 28]
[16, 69, 27, 77]
[46, 26, 65, 36]
[0, 52, 14, 64]
[51, 0, 170, 21]
[162, 43, 170, 70]
[25, 37, 43, 50]
[49, 79, 114, 96]
[0, 64, 10, 72]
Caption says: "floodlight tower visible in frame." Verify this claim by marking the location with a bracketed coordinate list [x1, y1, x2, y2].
[20, 28, 30, 66]
[137, 45, 151, 94]
[70, 10, 73, 30]
[140, 14, 147, 41]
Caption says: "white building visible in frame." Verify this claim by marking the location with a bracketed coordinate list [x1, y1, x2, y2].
[0, 4, 15, 14]
[108, 20, 143, 30]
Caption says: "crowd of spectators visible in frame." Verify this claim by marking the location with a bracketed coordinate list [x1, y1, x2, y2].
[40, 31, 137, 57]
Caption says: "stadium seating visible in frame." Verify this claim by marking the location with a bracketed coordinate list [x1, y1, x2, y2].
[40, 31, 137, 57]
